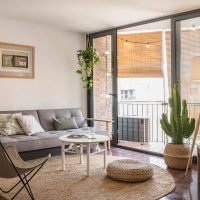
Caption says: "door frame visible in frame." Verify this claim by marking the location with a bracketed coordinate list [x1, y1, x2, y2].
[88, 29, 118, 146]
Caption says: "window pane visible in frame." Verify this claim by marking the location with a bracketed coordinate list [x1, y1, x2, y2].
[180, 16, 200, 122]
[117, 19, 171, 143]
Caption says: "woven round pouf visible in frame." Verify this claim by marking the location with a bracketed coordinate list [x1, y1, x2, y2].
[106, 159, 154, 182]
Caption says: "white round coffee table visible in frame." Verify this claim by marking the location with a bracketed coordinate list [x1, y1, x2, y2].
[59, 134, 109, 176]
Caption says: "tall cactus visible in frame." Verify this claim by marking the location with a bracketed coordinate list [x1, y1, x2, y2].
[160, 83, 195, 144]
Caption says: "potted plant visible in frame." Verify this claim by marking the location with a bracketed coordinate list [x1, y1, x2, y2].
[76, 45, 99, 89]
[160, 83, 195, 169]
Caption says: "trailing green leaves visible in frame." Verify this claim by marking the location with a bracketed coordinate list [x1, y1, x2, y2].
[76, 46, 100, 89]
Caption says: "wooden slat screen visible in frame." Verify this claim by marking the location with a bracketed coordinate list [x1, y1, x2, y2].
[118, 32, 163, 78]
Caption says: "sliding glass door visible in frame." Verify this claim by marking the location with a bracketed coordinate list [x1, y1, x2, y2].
[117, 19, 171, 150]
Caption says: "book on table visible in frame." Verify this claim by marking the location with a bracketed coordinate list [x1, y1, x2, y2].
[67, 134, 96, 139]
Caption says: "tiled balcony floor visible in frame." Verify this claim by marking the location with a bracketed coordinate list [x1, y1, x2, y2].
[118, 140, 198, 156]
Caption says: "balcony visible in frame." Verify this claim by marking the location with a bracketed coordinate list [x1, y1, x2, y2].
[117, 101, 200, 155]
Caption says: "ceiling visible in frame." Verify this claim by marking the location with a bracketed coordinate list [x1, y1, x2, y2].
[0, 0, 200, 33]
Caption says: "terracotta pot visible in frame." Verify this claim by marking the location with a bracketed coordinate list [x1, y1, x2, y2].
[163, 143, 191, 170]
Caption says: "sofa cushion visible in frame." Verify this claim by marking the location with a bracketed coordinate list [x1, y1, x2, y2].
[0, 114, 25, 136]
[53, 117, 78, 130]
[37, 108, 87, 131]
[0, 131, 70, 152]
[70, 108, 87, 128]
[17, 115, 45, 135]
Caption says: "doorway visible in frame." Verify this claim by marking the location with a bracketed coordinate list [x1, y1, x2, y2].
[116, 20, 171, 153]
[89, 31, 118, 145]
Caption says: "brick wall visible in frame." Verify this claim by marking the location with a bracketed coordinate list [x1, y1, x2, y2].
[93, 36, 112, 131]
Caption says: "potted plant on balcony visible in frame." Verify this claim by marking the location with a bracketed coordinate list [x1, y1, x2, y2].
[160, 83, 195, 169]
[76, 45, 99, 89]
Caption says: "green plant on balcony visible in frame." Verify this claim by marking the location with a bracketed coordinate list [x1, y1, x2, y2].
[160, 83, 196, 169]
[160, 83, 195, 144]
[76, 45, 99, 89]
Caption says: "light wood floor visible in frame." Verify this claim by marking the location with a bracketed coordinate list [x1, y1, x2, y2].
[118, 140, 198, 157]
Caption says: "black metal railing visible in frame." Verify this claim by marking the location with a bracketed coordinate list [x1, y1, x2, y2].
[118, 101, 200, 143]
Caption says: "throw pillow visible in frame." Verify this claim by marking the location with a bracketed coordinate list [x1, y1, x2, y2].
[0, 113, 25, 136]
[53, 117, 78, 130]
[16, 115, 45, 135]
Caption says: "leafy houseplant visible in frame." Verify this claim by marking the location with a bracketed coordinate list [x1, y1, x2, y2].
[160, 83, 196, 169]
[76, 45, 100, 89]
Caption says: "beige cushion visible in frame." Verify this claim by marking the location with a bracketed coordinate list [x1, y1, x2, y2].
[107, 159, 154, 182]
[17, 115, 45, 135]
[0, 113, 25, 136]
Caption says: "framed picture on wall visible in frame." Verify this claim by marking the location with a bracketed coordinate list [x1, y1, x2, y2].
[0, 42, 34, 78]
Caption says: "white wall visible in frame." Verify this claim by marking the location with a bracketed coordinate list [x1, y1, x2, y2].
[0, 18, 86, 113]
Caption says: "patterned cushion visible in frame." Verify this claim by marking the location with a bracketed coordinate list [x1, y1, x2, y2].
[107, 159, 154, 182]
[0, 114, 25, 136]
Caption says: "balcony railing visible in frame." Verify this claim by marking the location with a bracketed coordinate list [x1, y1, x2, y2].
[118, 101, 200, 143]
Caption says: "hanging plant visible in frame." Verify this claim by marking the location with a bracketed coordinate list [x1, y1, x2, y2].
[76, 45, 100, 89]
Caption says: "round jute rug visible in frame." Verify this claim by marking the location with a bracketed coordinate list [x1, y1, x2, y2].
[0, 155, 175, 200]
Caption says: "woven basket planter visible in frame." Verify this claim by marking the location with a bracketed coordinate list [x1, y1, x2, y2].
[164, 143, 191, 170]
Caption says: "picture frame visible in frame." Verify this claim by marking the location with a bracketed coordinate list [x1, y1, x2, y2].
[0, 42, 35, 78]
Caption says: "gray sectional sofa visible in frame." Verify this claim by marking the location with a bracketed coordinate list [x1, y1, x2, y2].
[0, 108, 111, 152]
